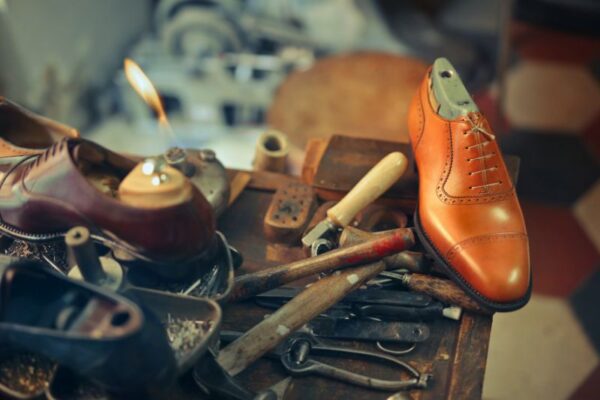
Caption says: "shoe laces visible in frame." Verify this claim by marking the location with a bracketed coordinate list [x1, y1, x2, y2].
[463, 114, 502, 192]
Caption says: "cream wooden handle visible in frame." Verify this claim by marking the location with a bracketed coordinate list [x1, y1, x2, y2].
[327, 152, 408, 227]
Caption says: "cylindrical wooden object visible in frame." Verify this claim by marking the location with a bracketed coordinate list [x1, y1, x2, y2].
[65, 226, 106, 285]
[252, 129, 289, 173]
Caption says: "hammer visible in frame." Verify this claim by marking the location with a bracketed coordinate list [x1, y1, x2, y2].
[340, 226, 491, 314]
[228, 228, 415, 302]
[339, 226, 431, 273]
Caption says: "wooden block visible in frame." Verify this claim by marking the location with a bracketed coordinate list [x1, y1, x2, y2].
[302, 135, 521, 212]
[301, 137, 328, 185]
[263, 182, 317, 244]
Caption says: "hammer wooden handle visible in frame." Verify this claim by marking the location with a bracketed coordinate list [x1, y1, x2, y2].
[218, 261, 386, 376]
[229, 228, 414, 302]
[327, 152, 408, 227]
[339, 226, 430, 273]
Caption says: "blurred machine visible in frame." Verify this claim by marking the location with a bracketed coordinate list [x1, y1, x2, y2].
[110, 0, 409, 141]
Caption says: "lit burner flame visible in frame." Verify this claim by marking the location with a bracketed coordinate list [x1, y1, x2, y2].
[124, 58, 176, 143]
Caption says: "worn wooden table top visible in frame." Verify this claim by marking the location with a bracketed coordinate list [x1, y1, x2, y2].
[217, 171, 493, 400]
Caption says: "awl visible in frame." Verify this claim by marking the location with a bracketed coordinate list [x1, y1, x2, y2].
[301, 152, 408, 247]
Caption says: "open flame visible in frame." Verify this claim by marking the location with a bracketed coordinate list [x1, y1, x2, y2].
[124, 58, 176, 142]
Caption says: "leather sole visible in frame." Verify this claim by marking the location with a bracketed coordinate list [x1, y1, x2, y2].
[413, 206, 532, 312]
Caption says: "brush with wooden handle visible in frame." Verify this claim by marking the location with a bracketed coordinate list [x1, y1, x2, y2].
[301, 152, 408, 247]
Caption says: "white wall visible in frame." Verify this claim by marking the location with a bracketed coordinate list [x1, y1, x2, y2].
[0, 0, 152, 127]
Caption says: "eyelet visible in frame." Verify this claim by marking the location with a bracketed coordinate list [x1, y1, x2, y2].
[468, 172, 473, 175]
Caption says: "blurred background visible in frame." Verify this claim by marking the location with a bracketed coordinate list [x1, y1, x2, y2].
[0, 0, 598, 398]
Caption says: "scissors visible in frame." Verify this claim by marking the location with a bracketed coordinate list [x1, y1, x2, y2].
[220, 330, 432, 392]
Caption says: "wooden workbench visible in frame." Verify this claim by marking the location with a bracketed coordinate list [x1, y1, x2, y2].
[217, 170, 493, 400]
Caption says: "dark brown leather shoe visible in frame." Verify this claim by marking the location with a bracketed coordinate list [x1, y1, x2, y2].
[0, 138, 215, 264]
[0, 97, 79, 157]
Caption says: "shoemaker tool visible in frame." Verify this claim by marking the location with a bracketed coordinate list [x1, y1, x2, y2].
[256, 286, 461, 321]
[301, 152, 408, 247]
[228, 227, 415, 302]
[336, 226, 488, 314]
[376, 270, 493, 314]
[219, 330, 431, 392]
[339, 226, 432, 273]
[264, 182, 317, 244]
[66, 226, 124, 290]
[219, 260, 388, 376]
[122, 287, 221, 373]
[299, 318, 429, 345]
[163, 147, 231, 217]
[0, 258, 176, 393]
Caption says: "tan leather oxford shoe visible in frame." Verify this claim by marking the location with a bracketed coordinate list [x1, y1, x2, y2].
[0, 97, 79, 157]
[408, 58, 531, 311]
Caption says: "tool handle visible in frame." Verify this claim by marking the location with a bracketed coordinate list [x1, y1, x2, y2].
[218, 261, 385, 376]
[229, 228, 414, 302]
[288, 360, 422, 391]
[327, 152, 408, 227]
[65, 226, 106, 284]
[404, 273, 492, 314]
[340, 226, 430, 273]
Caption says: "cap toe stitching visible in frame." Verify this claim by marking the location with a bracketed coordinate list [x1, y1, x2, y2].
[446, 232, 528, 262]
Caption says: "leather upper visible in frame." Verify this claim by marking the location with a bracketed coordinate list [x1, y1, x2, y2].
[0, 97, 79, 157]
[0, 139, 215, 263]
[408, 69, 530, 304]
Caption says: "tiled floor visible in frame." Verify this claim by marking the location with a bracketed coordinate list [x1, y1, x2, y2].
[484, 295, 598, 400]
[481, 21, 600, 400]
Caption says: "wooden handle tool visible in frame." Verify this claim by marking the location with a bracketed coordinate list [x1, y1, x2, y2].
[339, 226, 431, 273]
[301, 152, 408, 247]
[217, 261, 386, 376]
[379, 271, 493, 315]
[228, 228, 414, 302]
